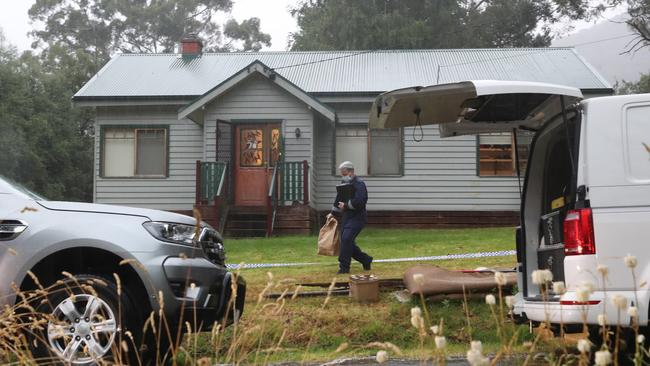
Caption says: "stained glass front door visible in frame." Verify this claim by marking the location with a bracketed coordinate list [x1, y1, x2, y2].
[234, 124, 281, 206]
[240, 129, 264, 167]
[270, 127, 281, 166]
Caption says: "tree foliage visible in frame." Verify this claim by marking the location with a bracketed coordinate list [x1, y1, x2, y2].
[289, 0, 598, 50]
[622, 0, 650, 51]
[617, 71, 650, 93]
[28, 0, 271, 70]
[1, 0, 272, 201]
[0, 30, 94, 201]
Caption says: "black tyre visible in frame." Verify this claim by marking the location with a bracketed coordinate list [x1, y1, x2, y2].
[28, 274, 145, 365]
[588, 325, 640, 365]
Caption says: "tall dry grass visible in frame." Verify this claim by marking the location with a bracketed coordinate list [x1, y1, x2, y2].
[2, 257, 649, 365]
[1, 210, 647, 365]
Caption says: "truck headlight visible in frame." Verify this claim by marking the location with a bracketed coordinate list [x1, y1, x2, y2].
[143, 222, 198, 246]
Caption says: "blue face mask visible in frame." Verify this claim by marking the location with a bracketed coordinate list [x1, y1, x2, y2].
[341, 175, 353, 183]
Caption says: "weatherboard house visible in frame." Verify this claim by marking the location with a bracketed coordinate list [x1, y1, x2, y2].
[73, 37, 612, 237]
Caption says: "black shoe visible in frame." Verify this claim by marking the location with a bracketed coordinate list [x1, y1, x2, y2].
[363, 257, 373, 271]
[337, 269, 350, 275]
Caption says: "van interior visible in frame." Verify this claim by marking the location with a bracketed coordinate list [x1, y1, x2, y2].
[520, 112, 580, 298]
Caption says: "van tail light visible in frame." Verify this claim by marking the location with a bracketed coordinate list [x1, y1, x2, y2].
[563, 208, 596, 255]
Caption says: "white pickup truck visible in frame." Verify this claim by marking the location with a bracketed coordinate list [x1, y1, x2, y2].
[369, 80, 650, 344]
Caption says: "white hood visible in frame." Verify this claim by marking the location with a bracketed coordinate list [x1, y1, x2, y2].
[369, 80, 583, 137]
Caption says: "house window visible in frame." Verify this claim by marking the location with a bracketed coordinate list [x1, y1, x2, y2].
[336, 127, 368, 176]
[335, 126, 402, 176]
[369, 129, 402, 175]
[102, 127, 168, 177]
[478, 132, 531, 177]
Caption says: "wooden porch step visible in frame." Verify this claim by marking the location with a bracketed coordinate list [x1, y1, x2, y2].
[226, 214, 266, 220]
[222, 204, 317, 238]
[229, 206, 267, 215]
[224, 206, 268, 238]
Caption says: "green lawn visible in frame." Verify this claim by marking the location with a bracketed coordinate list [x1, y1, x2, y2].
[188, 227, 530, 364]
[227, 227, 516, 265]
[225, 227, 517, 293]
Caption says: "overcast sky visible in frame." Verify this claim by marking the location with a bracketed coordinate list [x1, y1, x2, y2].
[0, 0, 628, 52]
[0, 0, 299, 51]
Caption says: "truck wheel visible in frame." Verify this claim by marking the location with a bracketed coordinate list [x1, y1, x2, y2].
[29, 274, 143, 365]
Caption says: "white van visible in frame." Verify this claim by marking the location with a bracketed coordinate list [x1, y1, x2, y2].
[369, 80, 650, 334]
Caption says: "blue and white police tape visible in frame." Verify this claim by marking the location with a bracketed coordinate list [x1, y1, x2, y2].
[225, 249, 516, 269]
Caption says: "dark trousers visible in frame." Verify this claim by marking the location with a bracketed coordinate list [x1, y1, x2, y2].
[338, 222, 371, 272]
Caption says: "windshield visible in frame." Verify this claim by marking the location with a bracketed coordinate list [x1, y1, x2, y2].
[0, 176, 47, 201]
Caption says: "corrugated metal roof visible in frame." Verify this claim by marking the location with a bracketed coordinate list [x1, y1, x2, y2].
[74, 48, 611, 99]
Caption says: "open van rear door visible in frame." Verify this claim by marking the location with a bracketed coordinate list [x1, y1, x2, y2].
[368, 80, 583, 136]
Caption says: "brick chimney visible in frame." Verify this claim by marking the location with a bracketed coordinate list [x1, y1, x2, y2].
[180, 34, 203, 57]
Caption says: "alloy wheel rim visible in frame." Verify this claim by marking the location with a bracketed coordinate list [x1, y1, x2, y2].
[47, 294, 119, 364]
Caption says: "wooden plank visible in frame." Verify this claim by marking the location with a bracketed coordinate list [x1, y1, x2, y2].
[265, 278, 405, 298]
[265, 289, 349, 299]
[298, 278, 404, 289]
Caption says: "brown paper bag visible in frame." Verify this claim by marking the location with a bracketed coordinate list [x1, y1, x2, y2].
[317, 214, 340, 256]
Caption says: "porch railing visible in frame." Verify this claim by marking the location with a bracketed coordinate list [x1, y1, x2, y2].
[196, 161, 228, 204]
[195, 160, 309, 237]
[195, 161, 229, 232]
[195, 160, 307, 205]
[266, 164, 280, 237]
[266, 160, 309, 236]
[280, 160, 309, 204]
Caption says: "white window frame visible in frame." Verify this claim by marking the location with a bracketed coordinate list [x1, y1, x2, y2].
[333, 125, 403, 177]
[101, 125, 169, 178]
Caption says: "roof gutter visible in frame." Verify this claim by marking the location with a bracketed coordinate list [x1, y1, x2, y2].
[72, 95, 196, 107]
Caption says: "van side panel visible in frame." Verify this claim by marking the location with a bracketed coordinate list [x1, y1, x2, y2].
[584, 95, 650, 190]
[567, 95, 650, 325]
